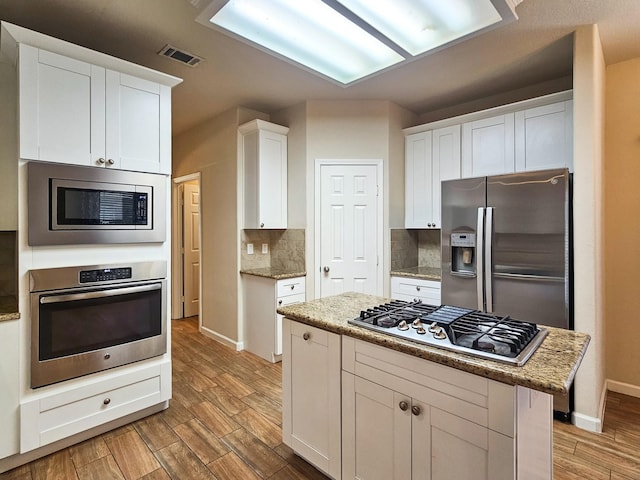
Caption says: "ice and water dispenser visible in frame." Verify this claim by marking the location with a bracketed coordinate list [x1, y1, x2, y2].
[450, 232, 476, 275]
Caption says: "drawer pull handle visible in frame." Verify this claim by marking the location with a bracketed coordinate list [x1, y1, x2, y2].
[303, 332, 310, 341]
[103, 398, 111, 405]
[399, 401, 409, 411]
[411, 405, 421, 416]
[416, 286, 421, 291]
[290, 285, 295, 290]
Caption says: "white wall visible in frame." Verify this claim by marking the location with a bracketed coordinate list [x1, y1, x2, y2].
[572, 25, 606, 431]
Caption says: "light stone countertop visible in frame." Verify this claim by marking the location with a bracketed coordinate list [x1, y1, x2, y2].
[277, 292, 590, 396]
[240, 268, 306, 280]
[0, 295, 20, 322]
[390, 266, 441, 281]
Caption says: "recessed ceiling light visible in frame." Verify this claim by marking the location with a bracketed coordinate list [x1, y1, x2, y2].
[196, 0, 522, 85]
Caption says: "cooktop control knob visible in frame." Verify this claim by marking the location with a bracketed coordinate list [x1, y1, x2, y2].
[433, 329, 447, 340]
[411, 319, 423, 329]
[397, 320, 410, 331]
[416, 326, 427, 335]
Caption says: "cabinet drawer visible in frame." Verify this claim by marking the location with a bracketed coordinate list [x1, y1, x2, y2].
[277, 277, 306, 297]
[21, 361, 169, 452]
[391, 276, 440, 304]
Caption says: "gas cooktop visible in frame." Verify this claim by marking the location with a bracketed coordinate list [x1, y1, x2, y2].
[349, 300, 548, 366]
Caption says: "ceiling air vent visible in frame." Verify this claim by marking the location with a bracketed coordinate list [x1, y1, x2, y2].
[158, 44, 203, 67]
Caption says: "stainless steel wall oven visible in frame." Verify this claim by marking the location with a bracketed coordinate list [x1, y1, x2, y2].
[30, 261, 167, 388]
[28, 161, 166, 245]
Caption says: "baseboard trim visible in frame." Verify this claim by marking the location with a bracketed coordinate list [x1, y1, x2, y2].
[606, 379, 640, 399]
[200, 326, 242, 351]
[571, 411, 602, 433]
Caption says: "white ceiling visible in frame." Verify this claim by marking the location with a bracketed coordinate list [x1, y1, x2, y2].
[1, 0, 639, 135]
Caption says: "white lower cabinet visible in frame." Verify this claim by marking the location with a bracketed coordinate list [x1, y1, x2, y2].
[282, 319, 342, 479]
[244, 275, 305, 362]
[19, 360, 171, 453]
[391, 276, 441, 305]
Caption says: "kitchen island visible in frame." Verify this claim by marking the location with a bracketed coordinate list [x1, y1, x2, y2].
[278, 292, 590, 480]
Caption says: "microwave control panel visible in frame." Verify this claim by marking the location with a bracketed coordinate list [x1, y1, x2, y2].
[79, 267, 133, 283]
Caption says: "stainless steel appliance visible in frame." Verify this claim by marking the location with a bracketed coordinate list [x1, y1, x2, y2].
[441, 168, 571, 413]
[30, 261, 167, 388]
[28, 161, 166, 245]
[349, 300, 548, 366]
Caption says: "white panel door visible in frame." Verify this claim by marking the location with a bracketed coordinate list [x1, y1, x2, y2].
[182, 182, 200, 318]
[319, 163, 379, 297]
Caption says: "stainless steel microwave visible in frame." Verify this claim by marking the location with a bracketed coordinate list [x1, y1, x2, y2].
[28, 161, 166, 245]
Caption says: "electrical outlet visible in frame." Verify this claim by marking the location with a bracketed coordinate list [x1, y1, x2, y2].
[247, 243, 254, 255]
[262, 243, 269, 254]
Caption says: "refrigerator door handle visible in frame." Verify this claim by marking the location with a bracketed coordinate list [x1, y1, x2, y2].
[476, 208, 485, 311]
[485, 207, 494, 313]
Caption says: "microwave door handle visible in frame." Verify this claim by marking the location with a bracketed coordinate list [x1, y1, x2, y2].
[39, 283, 161, 304]
[485, 207, 494, 313]
[476, 207, 484, 311]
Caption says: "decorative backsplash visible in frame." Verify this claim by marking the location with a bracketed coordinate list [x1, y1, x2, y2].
[0, 231, 17, 296]
[391, 229, 441, 270]
[241, 229, 305, 271]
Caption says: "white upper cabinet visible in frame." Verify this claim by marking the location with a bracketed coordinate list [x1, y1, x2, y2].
[240, 119, 289, 229]
[405, 125, 461, 229]
[462, 113, 515, 177]
[19, 45, 172, 174]
[515, 100, 573, 172]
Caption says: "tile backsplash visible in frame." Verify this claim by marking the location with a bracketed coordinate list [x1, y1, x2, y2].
[241, 229, 305, 271]
[0, 231, 17, 296]
[391, 229, 441, 270]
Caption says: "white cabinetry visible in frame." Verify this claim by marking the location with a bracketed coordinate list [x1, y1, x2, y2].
[342, 338, 552, 480]
[20, 360, 171, 453]
[243, 275, 305, 362]
[405, 125, 461, 229]
[282, 319, 341, 479]
[391, 276, 441, 305]
[240, 120, 289, 229]
[18, 45, 172, 174]
[462, 113, 515, 177]
[515, 100, 573, 172]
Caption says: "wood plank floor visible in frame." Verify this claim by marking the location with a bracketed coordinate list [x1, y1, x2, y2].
[2, 316, 640, 479]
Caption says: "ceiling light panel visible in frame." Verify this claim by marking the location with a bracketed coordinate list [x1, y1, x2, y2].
[206, 0, 404, 84]
[335, 0, 503, 56]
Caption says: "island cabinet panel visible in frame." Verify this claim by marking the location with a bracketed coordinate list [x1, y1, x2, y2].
[282, 319, 341, 479]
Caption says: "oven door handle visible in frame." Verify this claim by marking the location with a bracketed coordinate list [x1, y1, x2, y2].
[39, 283, 161, 304]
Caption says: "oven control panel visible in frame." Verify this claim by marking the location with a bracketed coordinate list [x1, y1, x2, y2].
[79, 267, 133, 283]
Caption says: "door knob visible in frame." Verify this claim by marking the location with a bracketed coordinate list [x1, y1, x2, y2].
[323, 266, 330, 273]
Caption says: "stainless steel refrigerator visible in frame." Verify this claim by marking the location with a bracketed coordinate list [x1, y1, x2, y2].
[440, 168, 572, 415]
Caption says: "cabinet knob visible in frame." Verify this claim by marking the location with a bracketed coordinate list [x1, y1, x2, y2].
[97, 157, 106, 165]
[107, 158, 115, 166]
[103, 398, 111, 405]
[399, 400, 409, 411]
[278, 299, 283, 305]
[416, 286, 421, 291]
[290, 285, 295, 290]
[427, 223, 432, 227]
[260, 223, 265, 228]
[411, 405, 421, 416]
[303, 332, 311, 341]
[104, 353, 111, 360]
[323, 266, 330, 273]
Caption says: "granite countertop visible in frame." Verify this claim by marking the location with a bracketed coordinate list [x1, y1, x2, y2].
[390, 266, 441, 281]
[277, 292, 590, 396]
[240, 267, 307, 280]
[0, 295, 20, 322]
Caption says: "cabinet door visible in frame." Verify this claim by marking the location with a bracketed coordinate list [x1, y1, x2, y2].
[431, 125, 461, 228]
[462, 114, 515, 177]
[258, 130, 288, 228]
[411, 404, 514, 480]
[283, 320, 341, 479]
[342, 373, 411, 480]
[106, 72, 169, 173]
[515, 100, 573, 172]
[275, 292, 305, 356]
[405, 131, 433, 228]
[19, 45, 105, 166]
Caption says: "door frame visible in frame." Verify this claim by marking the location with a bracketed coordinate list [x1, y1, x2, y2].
[314, 159, 384, 299]
[171, 172, 202, 323]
